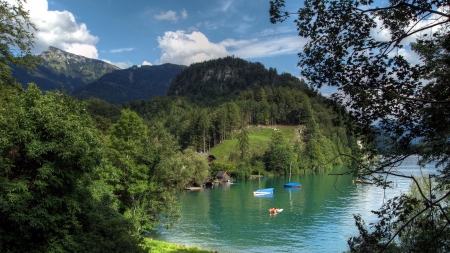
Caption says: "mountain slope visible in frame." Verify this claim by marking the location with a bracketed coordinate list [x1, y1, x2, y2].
[72, 64, 186, 104]
[167, 56, 309, 105]
[12, 46, 121, 92]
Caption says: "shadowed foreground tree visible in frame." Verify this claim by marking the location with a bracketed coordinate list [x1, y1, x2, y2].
[0, 85, 145, 252]
[270, 0, 450, 251]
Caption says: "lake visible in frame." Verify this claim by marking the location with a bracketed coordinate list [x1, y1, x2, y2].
[148, 156, 438, 253]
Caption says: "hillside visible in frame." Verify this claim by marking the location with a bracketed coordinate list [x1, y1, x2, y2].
[210, 125, 298, 161]
[167, 56, 309, 106]
[123, 57, 359, 174]
[73, 63, 185, 104]
[12, 46, 120, 92]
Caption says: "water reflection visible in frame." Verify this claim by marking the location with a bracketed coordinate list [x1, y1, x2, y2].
[148, 156, 438, 253]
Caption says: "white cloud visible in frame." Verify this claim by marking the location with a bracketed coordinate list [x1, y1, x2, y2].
[229, 36, 306, 58]
[142, 61, 152, 66]
[156, 30, 307, 65]
[371, 9, 447, 45]
[21, 0, 99, 59]
[221, 1, 233, 12]
[110, 48, 134, 53]
[259, 26, 297, 37]
[180, 9, 188, 19]
[219, 38, 257, 48]
[157, 30, 230, 65]
[101, 59, 132, 69]
[154, 10, 188, 23]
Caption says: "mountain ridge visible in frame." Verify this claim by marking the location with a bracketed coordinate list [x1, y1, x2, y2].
[72, 63, 186, 104]
[11, 47, 186, 103]
[12, 46, 121, 92]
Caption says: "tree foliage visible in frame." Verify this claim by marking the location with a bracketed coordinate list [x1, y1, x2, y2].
[0, 85, 145, 252]
[100, 109, 184, 234]
[270, 0, 450, 251]
[0, 0, 39, 87]
[236, 127, 250, 160]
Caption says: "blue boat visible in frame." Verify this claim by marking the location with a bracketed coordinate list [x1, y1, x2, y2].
[253, 188, 274, 196]
[254, 193, 274, 198]
[283, 163, 301, 188]
[283, 182, 301, 188]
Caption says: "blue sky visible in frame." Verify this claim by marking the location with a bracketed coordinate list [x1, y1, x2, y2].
[19, 0, 431, 97]
[21, 0, 313, 89]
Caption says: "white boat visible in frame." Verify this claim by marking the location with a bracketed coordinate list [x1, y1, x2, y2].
[253, 188, 274, 195]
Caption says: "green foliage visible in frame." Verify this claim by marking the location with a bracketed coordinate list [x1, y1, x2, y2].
[0, 0, 39, 87]
[236, 128, 250, 160]
[263, 131, 293, 174]
[143, 238, 212, 253]
[349, 175, 450, 252]
[155, 148, 210, 188]
[167, 56, 309, 106]
[210, 161, 237, 179]
[100, 109, 182, 234]
[270, 0, 450, 250]
[0, 84, 147, 252]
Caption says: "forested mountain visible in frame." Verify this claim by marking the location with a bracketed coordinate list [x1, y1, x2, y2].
[168, 56, 309, 106]
[73, 63, 185, 104]
[122, 57, 360, 174]
[11, 46, 120, 92]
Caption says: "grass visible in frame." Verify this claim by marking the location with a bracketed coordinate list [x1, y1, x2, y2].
[210, 125, 299, 161]
[143, 238, 214, 253]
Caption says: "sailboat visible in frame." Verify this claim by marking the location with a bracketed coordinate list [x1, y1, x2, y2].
[283, 163, 301, 188]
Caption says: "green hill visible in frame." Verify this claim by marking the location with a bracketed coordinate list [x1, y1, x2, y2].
[210, 125, 297, 161]
[167, 56, 309, 106]
[95, 56, 361, 176]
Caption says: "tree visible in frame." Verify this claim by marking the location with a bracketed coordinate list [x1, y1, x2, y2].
[0, 84, 104, 252]
[101, 112, 186, 234]
[236, 127, 250, 160]
[264, 131, 293, 174]
[0, 0, 39, 87]
[270, 0, 450, 250]
[159, 148, 210, 187]
[0, 4, 146, 251]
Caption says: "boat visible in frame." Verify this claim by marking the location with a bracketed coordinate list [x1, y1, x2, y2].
[283, 182, 301, 188]
[269, 208, 283, 214]
[283, 163, 301, 188]
[355, 176, 374, 184]
[254, 193, 273, 198]
[253, 188, 274, 196]
[185, 186, 204, 190]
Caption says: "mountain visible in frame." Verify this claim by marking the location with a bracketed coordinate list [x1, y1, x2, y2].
[72, 64, 186, 104]
[12, 46, 121, 92]
[167, 56, 309, 105]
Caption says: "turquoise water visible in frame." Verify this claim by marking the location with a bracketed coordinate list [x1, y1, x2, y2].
[148, 156, 437, 253]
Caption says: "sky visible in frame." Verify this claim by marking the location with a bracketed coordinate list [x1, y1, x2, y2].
[18, 0, 434, 97]
[19, 0, 314, 91]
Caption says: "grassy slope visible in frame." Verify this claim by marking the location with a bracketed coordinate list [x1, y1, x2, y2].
[210, 125, 299, 161]
[143, 238, 213, 253]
